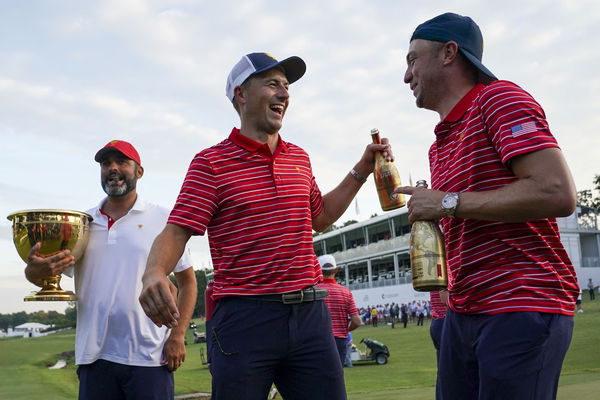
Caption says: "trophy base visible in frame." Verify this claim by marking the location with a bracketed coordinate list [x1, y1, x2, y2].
[24, 290, 77, 302]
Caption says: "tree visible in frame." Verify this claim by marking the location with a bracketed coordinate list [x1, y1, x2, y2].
[577, 174, 600, 230]
[0, 307, 76, 332]
[577, 174, 600, 210]
[64, 303, 77, 326]
[170, 268, 210, 319]
[321, 223, 339, 234]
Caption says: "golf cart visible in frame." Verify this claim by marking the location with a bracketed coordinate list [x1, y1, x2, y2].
[349, 338, 390, 365]
[193, 329, 206, 344]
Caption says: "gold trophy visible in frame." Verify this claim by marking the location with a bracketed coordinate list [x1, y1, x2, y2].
[7, 209, 93, 301]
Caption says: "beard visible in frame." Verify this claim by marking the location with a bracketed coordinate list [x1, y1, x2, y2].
[102, 172, 137, 197]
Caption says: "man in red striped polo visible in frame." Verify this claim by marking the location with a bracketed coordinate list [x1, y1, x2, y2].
[396, 13, 579, 400]
[138, 52, 393, 400]
[429, 290, 447, 399]
[317, 255, 362, 366]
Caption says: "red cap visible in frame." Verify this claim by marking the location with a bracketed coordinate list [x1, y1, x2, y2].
[94, 140, 141, 166]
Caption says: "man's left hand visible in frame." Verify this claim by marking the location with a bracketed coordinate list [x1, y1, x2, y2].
[163, 334, 186, 372]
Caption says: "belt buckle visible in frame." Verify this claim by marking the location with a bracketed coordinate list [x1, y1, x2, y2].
[282, 290, 304, 304]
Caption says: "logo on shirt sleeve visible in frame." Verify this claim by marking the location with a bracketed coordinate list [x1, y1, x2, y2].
[510, 121, 538, 137]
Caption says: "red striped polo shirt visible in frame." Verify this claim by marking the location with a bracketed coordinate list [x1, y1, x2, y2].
[168, 128, 325, 299]
[429, 80, 579, 316]
[430, 291, 447, 319]
[317, 278, 359, 338]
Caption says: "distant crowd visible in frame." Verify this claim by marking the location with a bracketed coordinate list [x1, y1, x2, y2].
[359, 300, 431, 328]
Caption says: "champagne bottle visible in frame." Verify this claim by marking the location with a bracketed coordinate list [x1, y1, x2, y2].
[371, 128, 406, 211]
[409, 180, 448, 291]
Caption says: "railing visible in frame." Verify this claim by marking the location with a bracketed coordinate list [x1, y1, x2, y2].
[346, 281, 369, 290]
[330, 235, 410, 263]
[582, 257, 600, 268]
[346, 275, 413, 290]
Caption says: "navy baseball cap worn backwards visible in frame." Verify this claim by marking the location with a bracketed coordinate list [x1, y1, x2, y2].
[411, 13, 497, 82]
[226, 52, 306, 102]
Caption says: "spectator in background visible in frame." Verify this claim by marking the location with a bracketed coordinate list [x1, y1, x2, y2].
[588, 278, 596, 300]
[317, 255, 362, 366]
[401, 303, 409, 328]
[392, 303, 400, 325]
[371, 307, 378, 327]
[409, 301, 417, 323]
[383, 304, 390, 324]
[344, 333, 354, 368]
[417, 302, 425, 326]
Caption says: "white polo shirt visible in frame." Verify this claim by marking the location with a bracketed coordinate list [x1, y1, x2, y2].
[70, 197, 192, 366]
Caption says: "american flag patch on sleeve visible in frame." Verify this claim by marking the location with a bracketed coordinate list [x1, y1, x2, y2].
[510, 121, 538, 137]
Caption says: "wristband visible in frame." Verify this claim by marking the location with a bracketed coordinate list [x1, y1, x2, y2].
[349, 168, 367, 184]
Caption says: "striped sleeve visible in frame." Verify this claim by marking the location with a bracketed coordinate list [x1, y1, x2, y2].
[430, 291, 447, 319]
[479, 82, 558, 165]
[168, 151, 218, 235]
[309, 174, 324, 219]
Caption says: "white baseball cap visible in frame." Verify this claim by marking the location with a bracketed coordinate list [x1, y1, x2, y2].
[226, 52, 306, 102]
[318, 254, 338, 271]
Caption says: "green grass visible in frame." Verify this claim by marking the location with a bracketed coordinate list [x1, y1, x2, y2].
[1, 300, 599, 399]
[0, 331, 78, 399]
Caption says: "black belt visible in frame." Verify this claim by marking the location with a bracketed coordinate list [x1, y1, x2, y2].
[237, 287, 329, 304]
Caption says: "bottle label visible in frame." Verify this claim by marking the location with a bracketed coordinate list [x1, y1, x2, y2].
[375, 163, 405, 210]
[411, 255, 444, 278]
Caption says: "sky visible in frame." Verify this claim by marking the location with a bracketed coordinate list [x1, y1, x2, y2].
[1, 0, 599, 314]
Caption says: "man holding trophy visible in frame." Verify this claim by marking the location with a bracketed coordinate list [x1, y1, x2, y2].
[23, 140, 197, 400]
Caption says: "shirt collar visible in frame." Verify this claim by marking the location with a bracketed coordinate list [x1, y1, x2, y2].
[323, 277, 337, 283]
[91, 195, 146, 219]
[442, 83, 486, 123]
[228, 127, 289, 157]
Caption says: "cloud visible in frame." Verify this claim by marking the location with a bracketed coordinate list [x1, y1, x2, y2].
[0, 78, 53, 99]
[90, 94, 141, 119]
[2, 0, 600, 313]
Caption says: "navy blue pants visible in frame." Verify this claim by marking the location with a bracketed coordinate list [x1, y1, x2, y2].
[439, 310, 573, 400]
[209, 297, 346, 400]
[334, 337, 347, 366]
[430, 317, 445, 400]
[77, 359, 173, 400]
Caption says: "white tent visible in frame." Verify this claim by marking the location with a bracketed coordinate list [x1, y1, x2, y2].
[14, 322, 50, 332]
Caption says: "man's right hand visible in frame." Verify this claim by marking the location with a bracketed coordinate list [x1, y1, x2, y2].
[139, 271, 180, 329]
[25, 242, 74, 286]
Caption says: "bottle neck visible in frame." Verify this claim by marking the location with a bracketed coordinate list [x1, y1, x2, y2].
[371, 132, 381, 145]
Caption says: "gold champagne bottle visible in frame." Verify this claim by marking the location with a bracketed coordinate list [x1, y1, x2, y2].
[371, 128, 406, 211]
[410, 180, 448, 291]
